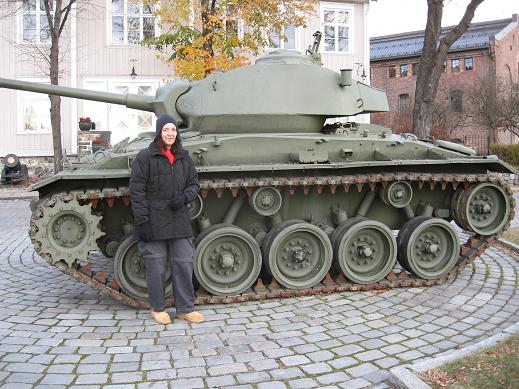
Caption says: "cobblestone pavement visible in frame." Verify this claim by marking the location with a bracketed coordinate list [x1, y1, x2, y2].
[0, 200, 518, 389]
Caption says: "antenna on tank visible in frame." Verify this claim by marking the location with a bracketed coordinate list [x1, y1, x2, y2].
[306, 31, 322, 63]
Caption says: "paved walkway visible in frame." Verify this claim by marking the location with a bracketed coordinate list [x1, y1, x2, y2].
[0, 186, 38, 200]
[0, 200, 518, 389]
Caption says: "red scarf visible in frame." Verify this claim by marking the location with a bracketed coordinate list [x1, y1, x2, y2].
[161, 148, 175, 165]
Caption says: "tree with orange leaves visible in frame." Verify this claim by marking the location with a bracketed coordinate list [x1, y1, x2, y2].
[145, 0, 317, 80]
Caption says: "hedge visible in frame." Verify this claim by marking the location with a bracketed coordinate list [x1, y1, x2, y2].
[490, 143, 519, 167]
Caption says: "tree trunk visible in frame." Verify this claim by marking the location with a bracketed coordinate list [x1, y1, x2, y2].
[49, 94, 62, 173]
[413, 0, 484, 139]
[201, 0, 215, 76]
[413, 0, 443, 139]
[488, 127, 498, 146]
[49, 0, 63, 173]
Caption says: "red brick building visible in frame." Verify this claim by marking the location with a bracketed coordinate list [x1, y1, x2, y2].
[370, 15, 519, 153]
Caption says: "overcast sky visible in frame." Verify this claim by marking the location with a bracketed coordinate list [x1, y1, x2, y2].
[368, 0, 518, 37]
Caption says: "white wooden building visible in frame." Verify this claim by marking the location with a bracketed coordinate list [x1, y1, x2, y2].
[0, 0, 374, 158]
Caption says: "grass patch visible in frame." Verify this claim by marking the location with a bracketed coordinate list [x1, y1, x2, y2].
[502, 227, 519, 245]
[420, 334, 519, 389]
[484, 265, 491, 280]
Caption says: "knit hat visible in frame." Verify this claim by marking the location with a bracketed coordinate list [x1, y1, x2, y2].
[155, 113, 177, 136]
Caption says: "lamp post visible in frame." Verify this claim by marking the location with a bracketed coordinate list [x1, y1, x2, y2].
[130, 59, 137, 79]
[355, 62, 367, 82]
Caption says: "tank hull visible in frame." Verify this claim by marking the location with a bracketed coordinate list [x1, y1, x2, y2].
[27, 131, 516, 306]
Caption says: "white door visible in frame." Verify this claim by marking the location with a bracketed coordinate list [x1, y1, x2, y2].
[108, 81, 157, 144]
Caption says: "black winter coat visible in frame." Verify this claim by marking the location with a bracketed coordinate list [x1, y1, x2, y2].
[129, 141, 200, 241]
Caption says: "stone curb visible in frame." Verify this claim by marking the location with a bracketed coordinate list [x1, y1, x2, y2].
[498, 238, 519, 252]
[389, 366, 432, 389]
[0, 191, 38, 200]
[389, 322, 519, 389]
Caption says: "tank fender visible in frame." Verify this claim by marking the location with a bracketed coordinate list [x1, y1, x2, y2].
[434, 140, 476, 156]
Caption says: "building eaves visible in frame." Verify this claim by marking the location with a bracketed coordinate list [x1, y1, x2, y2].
[370, 17, 512, 61]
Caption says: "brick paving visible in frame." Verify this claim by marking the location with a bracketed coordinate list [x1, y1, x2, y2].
[0, 199, 518, 389]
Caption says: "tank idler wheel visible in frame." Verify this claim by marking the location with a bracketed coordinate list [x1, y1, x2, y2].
[451, 183, 510, 235]
[194, 224, 262, 296]
[397, 216, 460, 279]
[263, 220, 333, 289]
[331, 217, 397, 284]
[114, 235, 173, 301]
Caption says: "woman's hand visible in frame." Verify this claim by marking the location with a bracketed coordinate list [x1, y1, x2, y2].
[169, 193, 187, 210]
[136, 222, 153, 242]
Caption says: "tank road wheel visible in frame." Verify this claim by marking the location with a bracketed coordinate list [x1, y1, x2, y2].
[114, 235, 173, 300]
[331, 217, 397, 284]
[263, 220, 333, 289]
[194, 224, 262, 296]
[451, 183, 510, 235]
[397, 216, 460, 279]
[30, 195, 102, 266]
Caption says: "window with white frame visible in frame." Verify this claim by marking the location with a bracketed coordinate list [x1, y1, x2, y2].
[268, 25, 296, 50]
[20, 0, 54, 44]
[321, 5, 352, 53]
[109, 0, 158, 45]
[451, 59, 460, 73]
[223, 14, 244, 40]
[83, 79, 159, 144]
[18, 86, 52, 134]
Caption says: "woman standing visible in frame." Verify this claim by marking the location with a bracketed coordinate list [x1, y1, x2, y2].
[129, 113, 204, 325]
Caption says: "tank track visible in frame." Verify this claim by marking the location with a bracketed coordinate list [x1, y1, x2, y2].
[29, 172, 515, 308]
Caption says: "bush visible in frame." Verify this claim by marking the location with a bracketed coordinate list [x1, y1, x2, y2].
[490, 143, 519, 166]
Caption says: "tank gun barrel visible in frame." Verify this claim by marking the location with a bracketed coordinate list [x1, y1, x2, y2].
[0, 77, 155, 112]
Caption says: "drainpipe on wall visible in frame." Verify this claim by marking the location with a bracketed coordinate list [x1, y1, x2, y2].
[365, 1, 371, 86]
[363, 1, 371, 124]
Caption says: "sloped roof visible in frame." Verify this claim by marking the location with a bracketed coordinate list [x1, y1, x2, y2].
[370, 18, 512, 61]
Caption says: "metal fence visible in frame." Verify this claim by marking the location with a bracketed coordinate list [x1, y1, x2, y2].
[462, 134, 488, 156]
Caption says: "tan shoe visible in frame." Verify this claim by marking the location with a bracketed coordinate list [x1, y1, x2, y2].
[150, 310, 172, 325]
[177, 311, 204, 323]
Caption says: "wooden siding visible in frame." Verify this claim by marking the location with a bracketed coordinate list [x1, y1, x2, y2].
[0, 10, 75, 156]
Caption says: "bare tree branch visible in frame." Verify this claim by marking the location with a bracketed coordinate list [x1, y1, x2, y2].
[437, 0, 484, 54]
[465, 76, 519, 144]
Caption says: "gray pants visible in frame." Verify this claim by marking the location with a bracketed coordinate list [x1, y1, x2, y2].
[138, 238, 196, 313]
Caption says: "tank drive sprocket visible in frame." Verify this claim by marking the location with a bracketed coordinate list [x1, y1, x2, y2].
[30, 193, 103, 266]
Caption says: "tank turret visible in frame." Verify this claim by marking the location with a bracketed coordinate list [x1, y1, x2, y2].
[0, 34, 387, 134]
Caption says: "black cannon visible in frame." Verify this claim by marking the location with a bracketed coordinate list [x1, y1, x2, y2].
[1, 154, 29, 184]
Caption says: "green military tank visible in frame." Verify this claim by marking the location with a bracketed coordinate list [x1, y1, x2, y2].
[0, 33, 515, 307]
